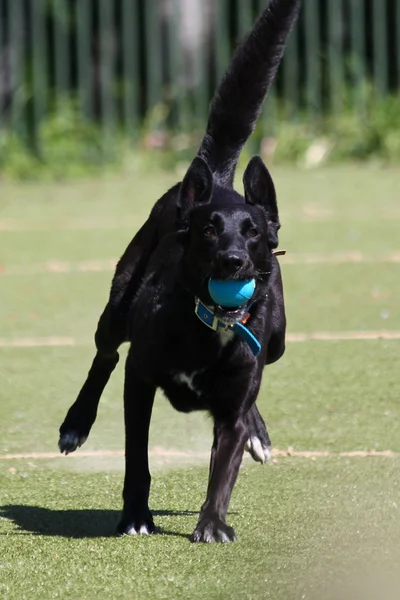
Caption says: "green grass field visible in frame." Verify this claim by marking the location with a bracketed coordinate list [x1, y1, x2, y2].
[1, 165, 399, 599]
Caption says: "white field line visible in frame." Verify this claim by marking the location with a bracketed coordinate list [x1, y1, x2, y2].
[2, 252, 400, 276]
[0, 259, 117, 275]
[0, 337, 77, 348]
[0, 217, 140, 232]
[284, 252, 400, 265]
[0, 447, 398, 461]
[1, 331, 400, 349]
[287, 331, 400, 342]
[1, 208, 400, 232]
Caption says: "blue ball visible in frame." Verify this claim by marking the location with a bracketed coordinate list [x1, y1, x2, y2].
[208, 278, 256, 307]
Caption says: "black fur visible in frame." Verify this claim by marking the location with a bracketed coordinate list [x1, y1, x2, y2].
[59, 0, 301, 543]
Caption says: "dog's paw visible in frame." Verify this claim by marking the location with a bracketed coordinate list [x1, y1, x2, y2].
[245, 436, 272, 464]
[116, 510, 155, 537]
[58, 430, 87, 455]
[191, 517, 236, 543]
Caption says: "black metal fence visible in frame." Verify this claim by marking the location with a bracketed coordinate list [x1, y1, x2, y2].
[1, 0, 399, 149]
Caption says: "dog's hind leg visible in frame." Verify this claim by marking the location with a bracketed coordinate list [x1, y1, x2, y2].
[58, 303, 125, 454]
[244, 298, 285, 464]
[116, 356, 156, 536]
[244, 403, 272, 464]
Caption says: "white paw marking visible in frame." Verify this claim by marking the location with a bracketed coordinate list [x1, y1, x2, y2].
[139, 525, 150, 535]
[262, 444, 272, 462]
[173, 371, 201, 397]
[246, 436, 271, 464]
[250, 436, 265, 462]
[126, 524, 150, 536]
[126, 526, 138, 535]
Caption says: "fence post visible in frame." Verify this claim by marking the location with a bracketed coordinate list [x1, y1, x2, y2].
[397, 0, 400, 91]
[144, 0, 162, 112]
[31, 0, 48, 142]
[349, 0, 367, 116]
[192, 1, 208, 130]
[214, 0, 229, 86]
[304, 0, 322, 120]
[76, 0, 93, 121]
[52, 0, 70, 114]
[99, 0, 116, 144]
[372, 0, 388, 97]
[328, 0, 344, 115]
[237, 0, 253, 37]
[282, 10, 300, 121]
[253, 0, 278, 139]
[9, 0, 27, 138]
[167, 0, 186, 131]
[122, 0, 140, 140]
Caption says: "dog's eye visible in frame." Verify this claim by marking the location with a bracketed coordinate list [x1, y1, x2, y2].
[248, 228, 258, 238]
[204, 226, 215, 237]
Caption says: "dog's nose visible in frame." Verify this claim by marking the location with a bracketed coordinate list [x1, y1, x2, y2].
[217, 252, 245, 273]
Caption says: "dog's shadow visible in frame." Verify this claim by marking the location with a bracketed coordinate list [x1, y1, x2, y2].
[0, 505, 197, 539]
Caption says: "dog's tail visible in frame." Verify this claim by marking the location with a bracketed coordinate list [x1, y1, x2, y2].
[198, 0, 301, 186]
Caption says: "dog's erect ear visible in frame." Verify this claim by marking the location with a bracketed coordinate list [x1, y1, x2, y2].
[243, 156, 280, 248]
[177, 156, 214, 227]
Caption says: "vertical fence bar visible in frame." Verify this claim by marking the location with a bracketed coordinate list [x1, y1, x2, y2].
[9, 0, 26, 135]
[167, 0, 179, 130]
[192, 1, 208, 129]
[372, 0, 388, 96]
[168, 0, 186, 130]
[53, 0, 70, 112]
[282, 12, 300, 119]
[349, 0, 366, 115]
[76, 0, 93, 120]
[255, 0, 277, 140]
[327, 0, 344, 114]
[237, 0, 253, 39]
[144, 0, 162, 112]
[304, 0, 321, 119]
[122, 0, 139, 139]
[99, 0, 116, 142]
[0, 0, 3, 127]
[397, 0, 400, 90]
[264, 4, 279, 134]
[214, 0, 229, 85]
[31, 0, 47, 139]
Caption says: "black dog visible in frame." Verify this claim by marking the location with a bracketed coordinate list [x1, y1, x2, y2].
[59, 0, 301, 543]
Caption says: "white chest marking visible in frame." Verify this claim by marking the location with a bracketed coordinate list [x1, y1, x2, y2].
[173, 371, 202, 396]
[218, 328, 235, 348]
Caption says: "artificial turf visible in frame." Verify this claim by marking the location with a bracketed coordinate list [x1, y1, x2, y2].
[1, 459, 400, 600]
[1, 165, 399, 599]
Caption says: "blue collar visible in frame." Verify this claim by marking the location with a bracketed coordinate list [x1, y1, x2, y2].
[194, 298, 261, 357]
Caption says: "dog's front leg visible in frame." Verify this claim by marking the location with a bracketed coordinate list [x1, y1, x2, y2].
[59, 303, 124, 454]
[192, 417, 247, 543]
[116, 356, 156, 536]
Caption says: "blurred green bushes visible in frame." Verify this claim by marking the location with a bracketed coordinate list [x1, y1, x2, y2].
[1, 92, 400, 180]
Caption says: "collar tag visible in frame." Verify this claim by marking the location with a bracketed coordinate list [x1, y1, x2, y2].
[195, 298, 219, 331]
